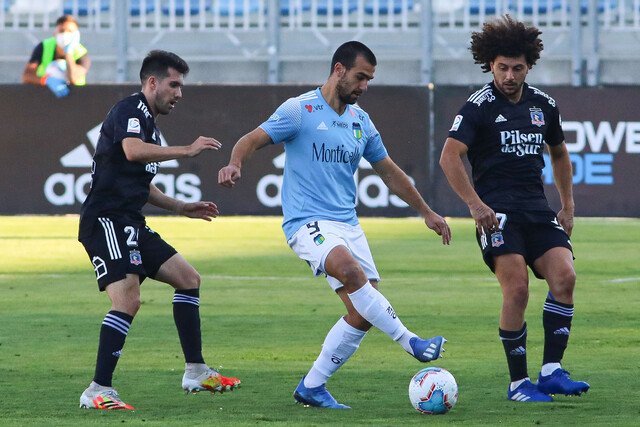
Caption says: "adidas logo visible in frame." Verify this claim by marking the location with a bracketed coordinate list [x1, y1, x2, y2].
[495, 114, 507, 123]
[317, 121, 328, 130]
[44, 123, 199, 207]
[554, 327, 571, 336]
[60, 123, 178, 168]
[510, 346, 526, 356]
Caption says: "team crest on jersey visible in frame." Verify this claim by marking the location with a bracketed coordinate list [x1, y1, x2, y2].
[352, 123, 363, 140]
[313, 234, 325, 245]
[530, 108, 545, 127]
[129, 249, 142, 265]
[491, 231, 504, 248]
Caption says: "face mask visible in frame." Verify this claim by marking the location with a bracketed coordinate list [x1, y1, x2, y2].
[56, 30, 80, 49]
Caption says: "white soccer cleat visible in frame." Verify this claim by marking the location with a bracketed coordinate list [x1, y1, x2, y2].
[182, 368, 241, 394]
[79, 383, 135, 410]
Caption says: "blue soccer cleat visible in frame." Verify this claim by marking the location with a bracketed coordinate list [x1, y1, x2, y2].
[537, 369, 590, 396]
[507, 379, 553, 402]
[409, 336, 446, 362]
[293, 377, 350, 409]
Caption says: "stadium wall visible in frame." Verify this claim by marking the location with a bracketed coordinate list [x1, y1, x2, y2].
[1, 84, 638, 217]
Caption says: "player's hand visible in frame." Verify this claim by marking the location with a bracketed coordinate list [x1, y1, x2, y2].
[62, 30, 80, 54]
[218, 164, 241, 188]
[424, 212, 451, 245]
[469, 202, 499, 235]
[557, 207, 574, 237]
[179, 201, 219, 221]
[187, 136, 221, 157]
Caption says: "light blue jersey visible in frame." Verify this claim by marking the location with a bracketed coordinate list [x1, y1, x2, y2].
[260, 88, 388, 239]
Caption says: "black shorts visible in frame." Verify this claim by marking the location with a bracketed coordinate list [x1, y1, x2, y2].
[79, 217, 177, 291]
[475, 213, 573, 279]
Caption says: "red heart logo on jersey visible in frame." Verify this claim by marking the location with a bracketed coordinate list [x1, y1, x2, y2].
[305, 105, 313, 112]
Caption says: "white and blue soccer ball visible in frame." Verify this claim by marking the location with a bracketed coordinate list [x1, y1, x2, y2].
[408, 367, 458, 414]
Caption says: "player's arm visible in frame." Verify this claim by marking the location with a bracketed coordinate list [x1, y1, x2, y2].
[439, 137, 499, 233]
[218, 127, 272, 188]
[22, 44, 42, 85]
[122, 136, 221, 163]
[372, 156, 451, 244]
[547, 142, 575, 236]
[22, 62, 41, 85]
[147, 183, 219, 221]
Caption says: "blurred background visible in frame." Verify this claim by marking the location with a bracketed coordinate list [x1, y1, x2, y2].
[1, 0, 637, 86]
[1, 0, 638, 218]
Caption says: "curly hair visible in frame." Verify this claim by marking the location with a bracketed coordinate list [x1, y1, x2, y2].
[470, 15, 543, 73]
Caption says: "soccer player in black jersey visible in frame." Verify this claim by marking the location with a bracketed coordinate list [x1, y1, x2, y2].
[440, 15, 589, 402]
[78, 50, 240, 410]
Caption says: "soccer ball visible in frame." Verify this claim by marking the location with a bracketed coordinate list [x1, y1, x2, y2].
[408, 367, 458, 414]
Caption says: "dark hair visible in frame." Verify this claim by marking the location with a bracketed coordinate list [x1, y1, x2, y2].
[139, 50, 189, 83]
[330, 41, 377, 74]
[470, 14, 543, 72]
[55, 15, 78, 26]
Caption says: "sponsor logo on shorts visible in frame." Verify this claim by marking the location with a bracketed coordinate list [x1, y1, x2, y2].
[92, 256, 107, 279]
[491, 231, 504, 248]
[129, 249, 142, 265]
[313, 234, 325, 245]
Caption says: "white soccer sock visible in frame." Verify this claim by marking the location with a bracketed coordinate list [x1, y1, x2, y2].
[540, 362, 562, 377]
[510, 377, 530, 391]
[347, 281, 408, 341]
[304, 317, 366, 388]
[396, 330, 419, 354]
[184, 362, 208, 377]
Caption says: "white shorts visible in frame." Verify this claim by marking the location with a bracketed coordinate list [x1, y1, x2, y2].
[287, 220, 380, 291]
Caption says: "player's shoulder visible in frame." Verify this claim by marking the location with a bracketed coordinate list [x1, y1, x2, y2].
[112, 93, 152, 118]
[526, 84, 558, 108]
[464, 83, 495, 108]
[295, 89, 320, 103]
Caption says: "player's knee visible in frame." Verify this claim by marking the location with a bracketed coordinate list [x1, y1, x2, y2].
[184, 269, 201, 289]
[115, 296, 141, 316]
[550, 267, 576, 299]
[505, 284, 529, 309]
[339, 264, 367, 288]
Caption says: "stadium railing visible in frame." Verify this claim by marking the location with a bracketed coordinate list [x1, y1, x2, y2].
[0, 0, 637, 85]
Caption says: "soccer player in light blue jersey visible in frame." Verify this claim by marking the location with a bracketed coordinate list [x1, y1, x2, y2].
[219, 41, 451, 409]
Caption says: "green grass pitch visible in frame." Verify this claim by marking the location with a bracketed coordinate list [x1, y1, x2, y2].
[0, 215, 638, 425]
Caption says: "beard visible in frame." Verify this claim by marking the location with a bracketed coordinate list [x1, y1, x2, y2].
[336, 80, 361, 105]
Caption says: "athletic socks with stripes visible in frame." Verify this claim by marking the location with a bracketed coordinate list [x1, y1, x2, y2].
[542, 296, 574, 364]
[173, 289, 205, 364]
[499, 322, 528, 382]
[93, 310, 133, 387]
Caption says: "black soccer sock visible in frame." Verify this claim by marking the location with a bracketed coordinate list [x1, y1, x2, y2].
[499, 322, 528, 382]
[542, 296, 574, 364]
[173, 289, 205, 364]
[93, 310, 133, 387]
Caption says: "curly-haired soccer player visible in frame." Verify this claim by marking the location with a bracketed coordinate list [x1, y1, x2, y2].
[440, 15, 589, 402]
